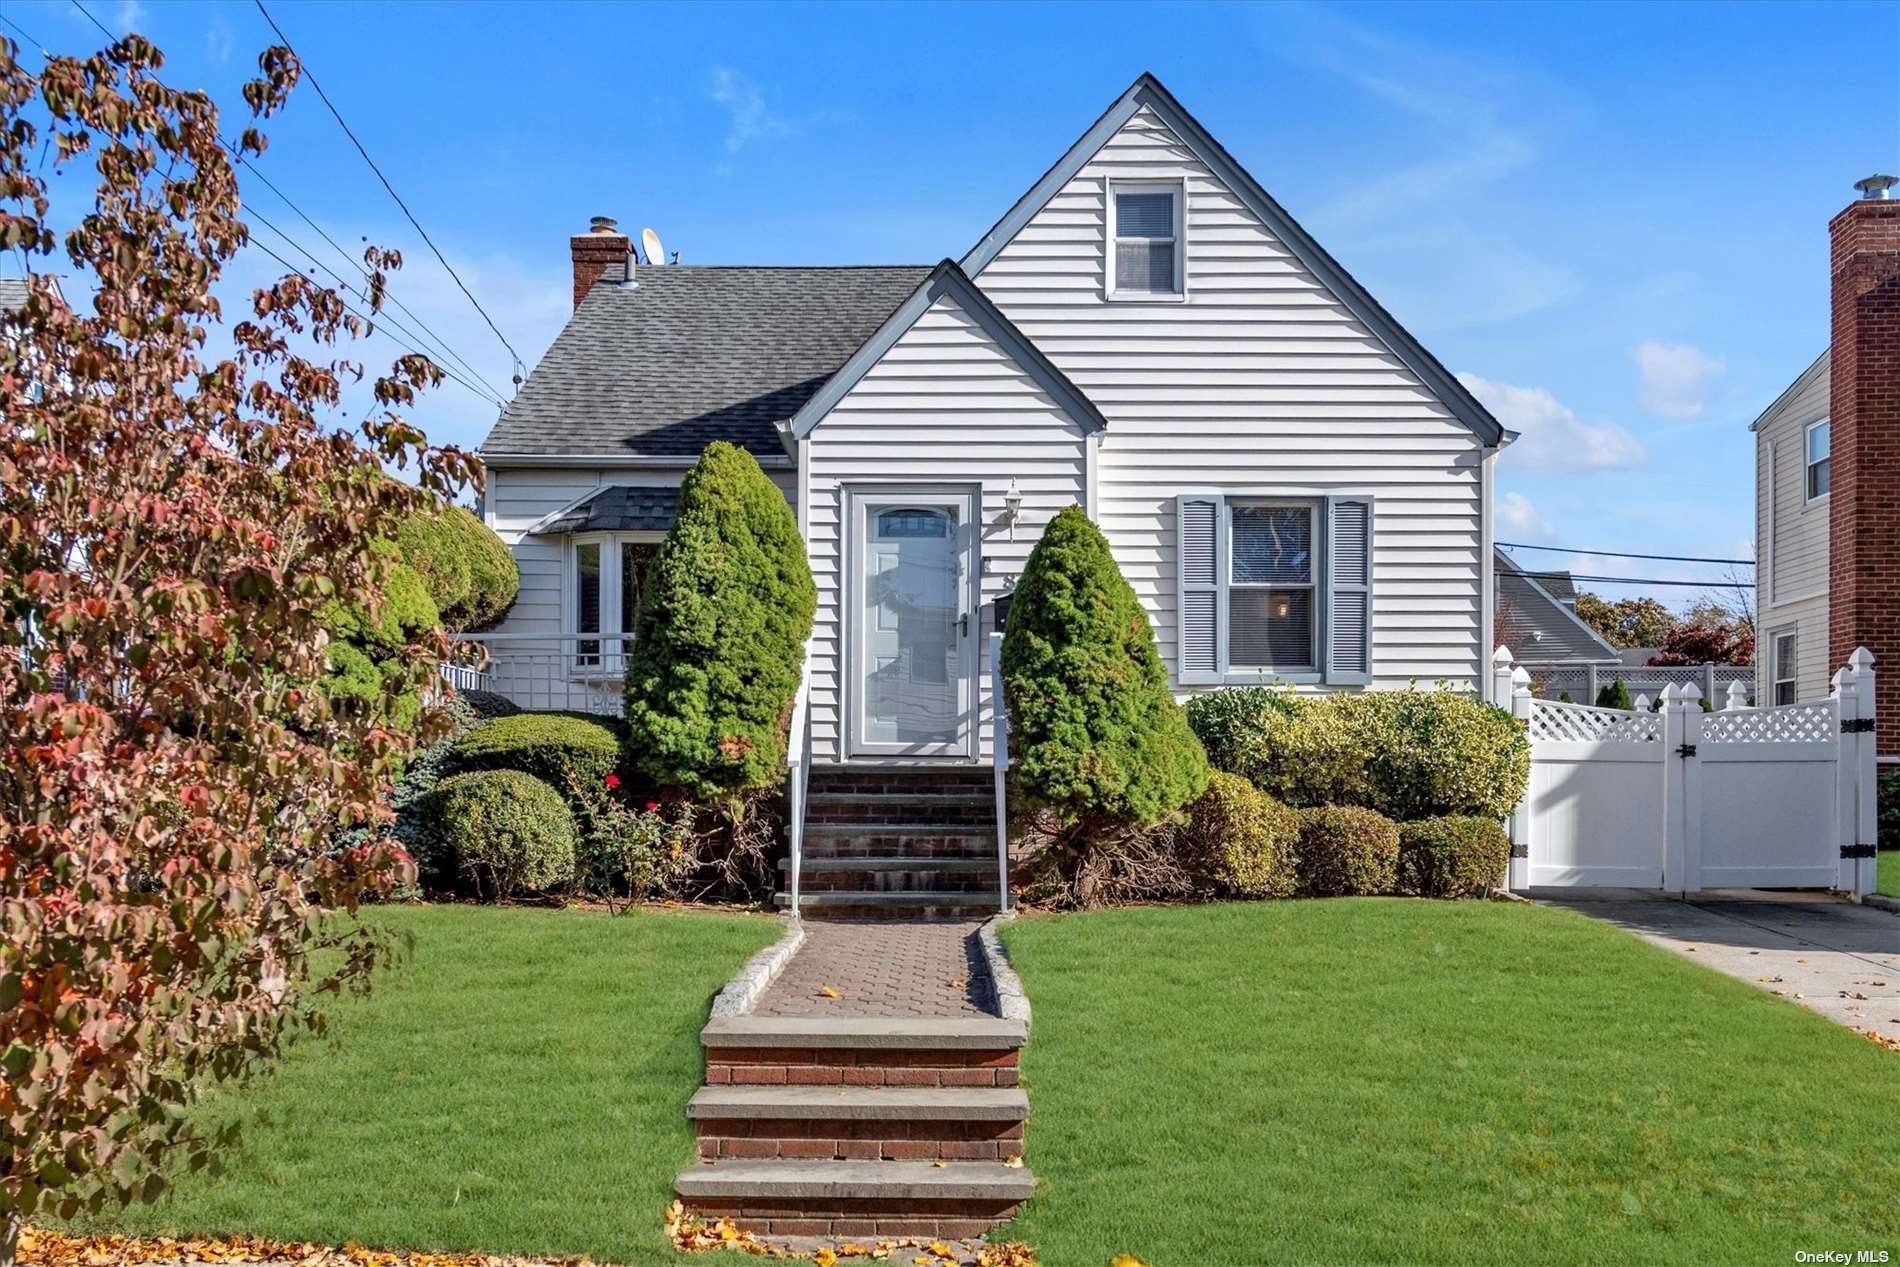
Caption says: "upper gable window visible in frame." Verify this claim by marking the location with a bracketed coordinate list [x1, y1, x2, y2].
[1108, 181, 1184, 300]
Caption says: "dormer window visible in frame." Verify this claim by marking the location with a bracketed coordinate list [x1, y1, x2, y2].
[1108, 180, 1184, 300]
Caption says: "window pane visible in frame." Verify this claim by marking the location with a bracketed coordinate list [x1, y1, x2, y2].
[620, 542, 652, 641]
[1808, 421, 1830, 465]
[1808, 457, 1830, 499]
[1115, 241, 1176, 293]
[575, 541, 600, 659]
[1115, 191, 1174, 238]
[1231, 506, 1312, 584]
[1229, 588, 1313, 669]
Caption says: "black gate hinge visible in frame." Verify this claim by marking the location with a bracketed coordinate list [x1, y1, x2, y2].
[1842, 717, 1876, 734]
[1675, 743, 1697, 758]
[1842, 844, 1878, 859]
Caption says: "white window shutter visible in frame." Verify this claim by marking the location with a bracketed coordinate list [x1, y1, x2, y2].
[1176, 494, 1223, 685]
[1325, 496, 1373, 685]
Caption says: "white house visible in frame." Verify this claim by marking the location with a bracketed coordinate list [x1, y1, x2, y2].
[474, 73, 1514, 767]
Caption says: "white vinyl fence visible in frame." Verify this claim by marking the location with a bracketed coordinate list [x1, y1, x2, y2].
[1495, 646, 1879, 895]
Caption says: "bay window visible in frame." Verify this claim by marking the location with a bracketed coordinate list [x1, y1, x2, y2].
[569, 535, 656, 669]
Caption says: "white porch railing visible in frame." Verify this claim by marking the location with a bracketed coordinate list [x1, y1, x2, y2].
[438, 633, 633, 716]
[785, 643, 814, 918]
[990, 631, 1010, 914]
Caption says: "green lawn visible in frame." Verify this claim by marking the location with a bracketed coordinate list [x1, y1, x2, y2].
[999, 899, 1900, 1266]
[1880, 848, 1898, 896]
[82, 903, 777, 1264]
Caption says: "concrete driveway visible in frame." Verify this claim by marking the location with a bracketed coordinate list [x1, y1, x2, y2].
[1529, 888, 1900, 1042]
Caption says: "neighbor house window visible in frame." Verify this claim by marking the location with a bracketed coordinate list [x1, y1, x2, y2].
[570, 536, 656, 668]
[1806, 420, 1830, 500]
[1773, 631, 1797, 706]
[1109, 181, 1183, 298]
[1228, 503, 1316, 672]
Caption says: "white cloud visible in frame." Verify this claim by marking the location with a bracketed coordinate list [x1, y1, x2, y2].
[1633, 340, 1725, 419]
[205, 16, 235, 65]
[1458, 372, 1647, 473]
[1497, 491, 1552, 539]
[112, 0, 146, 34]
[710, 67, 793, 154]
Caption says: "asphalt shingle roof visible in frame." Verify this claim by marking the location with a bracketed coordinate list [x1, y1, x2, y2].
[481, 264, 932, 459]
[536, 484, 681, 534]
[1494, 549, 1619, 664]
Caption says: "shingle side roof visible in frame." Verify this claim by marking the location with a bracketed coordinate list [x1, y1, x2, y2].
[536, 485, 680, 534]
[1494, 549, 1620, 664]
[481, 265, 931, 459]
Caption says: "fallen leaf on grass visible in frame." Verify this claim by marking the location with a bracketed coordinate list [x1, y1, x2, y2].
[16, 1227, 595, 1267]
[1112, 1257, 1152, 1267]
[1857, 1027, 1900, 1056]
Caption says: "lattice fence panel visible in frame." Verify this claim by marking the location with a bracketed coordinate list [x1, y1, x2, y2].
[1701, 699, 1836, 745]
[1527, 699, 1664, 744]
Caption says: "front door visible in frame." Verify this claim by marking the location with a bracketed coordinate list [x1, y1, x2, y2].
[849, 489, 977, 757]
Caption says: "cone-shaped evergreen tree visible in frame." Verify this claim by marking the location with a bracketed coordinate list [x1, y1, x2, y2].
[1001, 505, 1208, 827]
[625, 442, 816, 797]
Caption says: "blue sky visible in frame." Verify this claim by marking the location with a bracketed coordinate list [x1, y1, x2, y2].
[6, 0, 1897, 608]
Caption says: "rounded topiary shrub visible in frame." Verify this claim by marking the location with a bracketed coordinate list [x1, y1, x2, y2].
[428, 769, 577, 899]
[1397, 815, 1510, 899]
[1180, 770, 1298, 899]
[1002, 505, 1208, 829]
[625, 442, 816, 798]
[1184, 685, 1303, 779]
[451, 712, 623, 801]
[1352, 691, 1530, 823]
[1293, 805, 1399, 897]
[396, 504, 520, 633]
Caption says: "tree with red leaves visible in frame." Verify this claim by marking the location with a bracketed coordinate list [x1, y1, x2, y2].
[1648, 622, 1755, 667]
[0, 34, 477, 1260]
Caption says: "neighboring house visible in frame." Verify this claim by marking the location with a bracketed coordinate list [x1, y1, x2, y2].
[1752, 175, 1900, 759]
[1492, 549, 1620, 693]
[476, 73, 1515, 764]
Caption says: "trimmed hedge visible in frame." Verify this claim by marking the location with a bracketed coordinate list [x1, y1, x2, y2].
[450, 712, 623, 800]
[427, 769, 577, 899]
[1001, 506, 1208, 828]
[1294, 805, 1398, 897]
[397, 504, 519, 632]
[1180, 771, 1298, 899]
[624, 442, 816, 798]
[1189, 688, 1529, 823]
[1397, 815, 1510, 898]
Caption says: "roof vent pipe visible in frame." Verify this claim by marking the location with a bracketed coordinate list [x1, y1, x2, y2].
[1854, 174, 1898, 200]
[619, 247, 637, 289]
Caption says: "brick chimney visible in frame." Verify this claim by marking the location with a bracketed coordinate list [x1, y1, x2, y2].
[571, 215, 630, 307]
[1827, 176, 1900, 755]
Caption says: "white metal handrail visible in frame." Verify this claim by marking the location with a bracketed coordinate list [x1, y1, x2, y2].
[785, 641, 814, 917]
[989, 631, 1010, 914]
[439, 633, 634, 716]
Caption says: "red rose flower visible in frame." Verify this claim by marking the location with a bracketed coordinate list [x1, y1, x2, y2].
[645, 801, 660, 813]
[604, 773, 620, 789]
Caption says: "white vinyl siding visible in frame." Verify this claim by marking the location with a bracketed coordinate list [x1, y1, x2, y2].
[1753, 354, 1830, 705]
[803, 290, 1091, 763]
[973, 103, 1484, 692]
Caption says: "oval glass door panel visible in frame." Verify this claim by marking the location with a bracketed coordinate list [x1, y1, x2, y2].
[862, 506, 960, 749]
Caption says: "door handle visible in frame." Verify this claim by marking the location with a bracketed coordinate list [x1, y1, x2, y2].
[960, 612, 970, 638]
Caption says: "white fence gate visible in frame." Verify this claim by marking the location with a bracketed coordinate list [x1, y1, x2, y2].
[1496, 646, 1880, 896]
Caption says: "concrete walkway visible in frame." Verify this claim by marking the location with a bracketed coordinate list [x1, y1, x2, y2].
[1532, 888, 1900, 1041]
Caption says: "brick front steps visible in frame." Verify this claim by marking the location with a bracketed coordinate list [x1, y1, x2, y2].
[677, 1015, 1033, 1239]
[775, 769, 1002, 920]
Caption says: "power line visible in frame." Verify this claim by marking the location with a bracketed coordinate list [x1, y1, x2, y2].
[252, 0, 527, 384]
[1500, 541, 1755, 567]
[52, 3, 508, 408]
[1513, 571, 1754, 590]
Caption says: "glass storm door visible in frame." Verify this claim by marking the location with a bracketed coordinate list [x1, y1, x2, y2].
[852, 492, 975, 756]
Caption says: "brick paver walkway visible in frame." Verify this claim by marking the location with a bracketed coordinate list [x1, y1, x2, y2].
[753, 919, 999, 1018]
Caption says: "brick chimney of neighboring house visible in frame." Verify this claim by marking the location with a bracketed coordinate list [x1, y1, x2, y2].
[571, 215, 630, 307]
[1828, 175, 1900, 756]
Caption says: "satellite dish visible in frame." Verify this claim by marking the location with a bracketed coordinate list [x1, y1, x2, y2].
[641, 228, 665, 266]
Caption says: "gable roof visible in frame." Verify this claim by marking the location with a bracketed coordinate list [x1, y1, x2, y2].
[959, 73, 1509, 449]
[787, 259, 1108, 439]
[1747, 349, 1829, 434]
[1494, 548, 1620, 664]
[481, 264, 931, 460]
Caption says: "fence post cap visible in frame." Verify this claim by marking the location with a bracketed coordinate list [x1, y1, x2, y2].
[1634, 693, 1651, 711]
[1679, 682, 1703, 704]
[1851, 646, 1877, 671]
[1832, 666, 1849, 690]
[1510, 666, 1532, 687]
[1724, 680, 1749, 708]
[1492, 645, 1516, 668]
